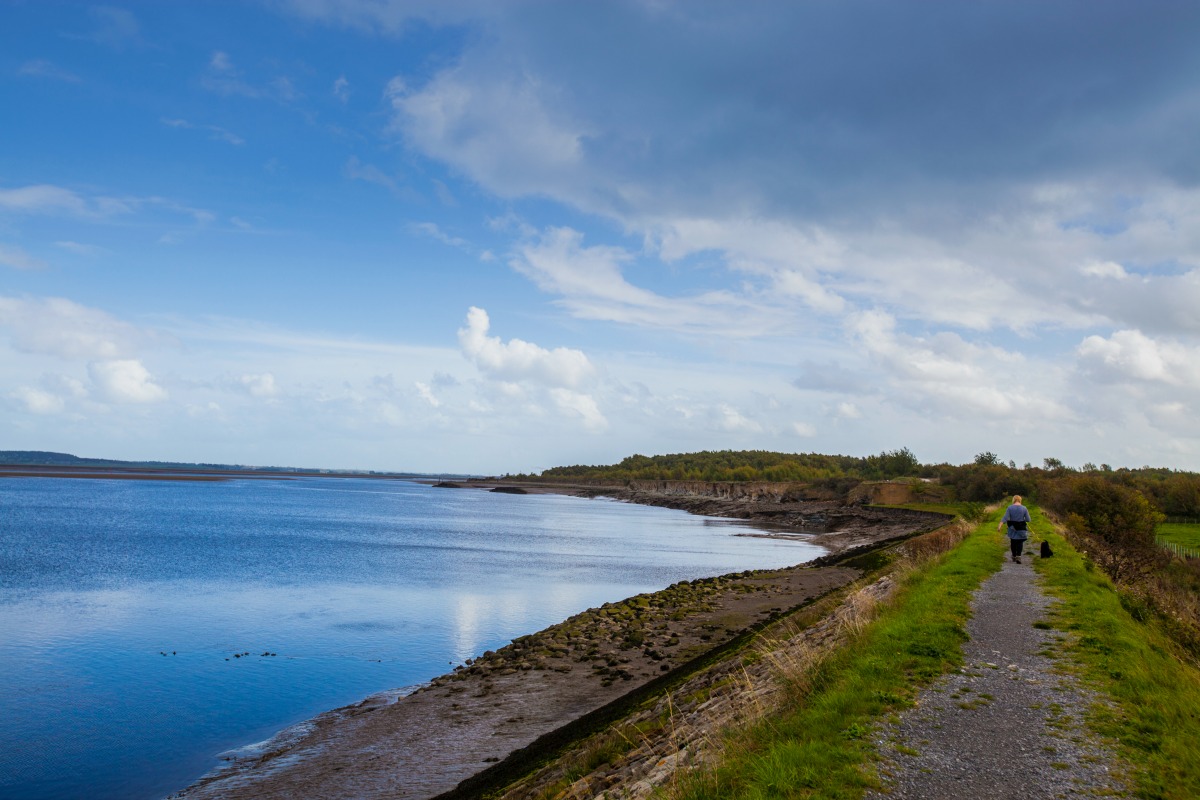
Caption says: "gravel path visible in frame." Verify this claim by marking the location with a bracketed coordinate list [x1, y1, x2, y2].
[868, 550, 1127, 799]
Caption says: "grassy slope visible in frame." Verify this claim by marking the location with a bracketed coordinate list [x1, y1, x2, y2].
[675, 512, 1003, 799]
[1037, 524, 1200, 799]
[673, 509, 1200, 800]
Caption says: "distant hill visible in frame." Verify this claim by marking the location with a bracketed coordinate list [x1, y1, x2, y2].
[0, 450, 270, 471]
[0, 451, 465, 478]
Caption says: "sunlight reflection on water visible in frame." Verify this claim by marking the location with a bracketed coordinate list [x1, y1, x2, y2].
[0, 477, 822, 800]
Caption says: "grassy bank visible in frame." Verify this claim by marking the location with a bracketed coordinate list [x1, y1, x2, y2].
[1037, 525, 1200, 799]
[672, 511, 1003, 799]
[666, 508, 1200, 799]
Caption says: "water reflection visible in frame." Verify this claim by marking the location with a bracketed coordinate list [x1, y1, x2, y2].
[0, 477, 823, 800]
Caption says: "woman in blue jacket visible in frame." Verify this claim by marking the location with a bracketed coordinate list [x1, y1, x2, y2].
[998, 494, 1031, 563]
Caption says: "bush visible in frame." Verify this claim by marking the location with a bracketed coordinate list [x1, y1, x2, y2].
[1045, 476, 1163, 549]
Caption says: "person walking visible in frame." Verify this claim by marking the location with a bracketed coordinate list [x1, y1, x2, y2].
[998, 494, 1032, 563]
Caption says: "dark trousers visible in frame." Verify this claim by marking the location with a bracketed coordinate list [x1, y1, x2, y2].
[1010, 537, 1025, 557]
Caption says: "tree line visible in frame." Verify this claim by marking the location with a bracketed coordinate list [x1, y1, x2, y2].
[533, 448, 1200, 518]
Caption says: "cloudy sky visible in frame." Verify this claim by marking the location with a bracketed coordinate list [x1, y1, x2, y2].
[2, 1, 1199, 473]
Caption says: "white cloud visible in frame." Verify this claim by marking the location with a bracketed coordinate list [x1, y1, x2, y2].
[239, 373, 279, 397]
[0, 295, 153, 359]
[88, 359, 167, 403]
[847, 309, 1071, 422]
[343, 156, 407, 195]
[792, 421, 817, 437]
[415, 381, 440, 407]
[202, 51, 260, 98]
[333, 75, 350, 102]
[386, 70, 587, 199]
[550, 388, 607, 431]
[458, 306, 594, 389]
[410, 221, 468, 249]
[0, 244, 47, 270]
[10, 386, 66, 414]
[510, 226, 786, 337]
[1077, 330, 1200, 387]
[718, 404, 761, 433]
[54, 241, 108, 257]
[1080, 261, 1129, 280]
[161, 117, 245, 146]
[0, 185, 93, 216]
[835, 402, 862, 420]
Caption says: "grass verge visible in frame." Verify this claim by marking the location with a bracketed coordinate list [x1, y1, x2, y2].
[1036, 522, 1200, 799]
[671, 514, 1004, 799]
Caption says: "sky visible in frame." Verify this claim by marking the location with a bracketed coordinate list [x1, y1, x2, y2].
[2, 1, 1200, 474]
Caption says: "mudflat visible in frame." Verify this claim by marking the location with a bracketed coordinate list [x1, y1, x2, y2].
[172, 562, 859, 800]
[173, 484, 945, 799]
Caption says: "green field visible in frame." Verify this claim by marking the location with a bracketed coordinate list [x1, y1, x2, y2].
[1157, 522, 1200, 550]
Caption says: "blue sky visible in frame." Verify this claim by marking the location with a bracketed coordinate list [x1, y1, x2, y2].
[3, 1, 1200, 474]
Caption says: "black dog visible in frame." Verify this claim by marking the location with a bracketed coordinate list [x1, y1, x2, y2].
[1040, 540, 1053, 558]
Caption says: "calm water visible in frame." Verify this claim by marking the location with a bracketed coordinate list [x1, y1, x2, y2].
[0, 477, 822, 800]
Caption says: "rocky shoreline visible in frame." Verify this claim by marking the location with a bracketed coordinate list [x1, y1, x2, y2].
[172, 481, 949, 800]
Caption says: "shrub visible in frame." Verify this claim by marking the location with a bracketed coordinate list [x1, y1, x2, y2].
[1045, 476, 1163, 549]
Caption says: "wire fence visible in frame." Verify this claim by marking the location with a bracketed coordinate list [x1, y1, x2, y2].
[1158, 538, 1200, 560]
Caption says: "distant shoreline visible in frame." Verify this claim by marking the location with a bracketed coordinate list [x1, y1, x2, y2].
[0, 465, 430, 483]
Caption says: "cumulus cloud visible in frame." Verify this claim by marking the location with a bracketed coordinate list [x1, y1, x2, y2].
[550, 388, 607, 430]
[792, 421, 817, 437]
[457, 306, 593, 388]
[88, 359, 167, 403]
[846, 309, 1070, 422]
[0, 295, 153, 359]
[10, 386, 66, 414]
[1077, 330, 1200, 387]
[414, 381, 440, 407]
[239, 373, 279, 397]
[835, 402, 862, 420]
[718, 404, 761, 433]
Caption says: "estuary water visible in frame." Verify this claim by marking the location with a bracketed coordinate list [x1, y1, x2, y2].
[0, 476, 823, 800]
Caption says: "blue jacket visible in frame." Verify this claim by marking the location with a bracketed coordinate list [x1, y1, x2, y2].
[1002, 503, 1031, 539]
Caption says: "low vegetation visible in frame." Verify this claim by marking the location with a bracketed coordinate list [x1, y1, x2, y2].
[1037, 524, 1200, 799]
[670, 509, 999, 799]
[661, 506, 1200, 800]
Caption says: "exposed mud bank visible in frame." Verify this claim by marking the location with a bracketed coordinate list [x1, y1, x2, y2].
[465, 478, 950, 555]
[172, 480, 950, 800]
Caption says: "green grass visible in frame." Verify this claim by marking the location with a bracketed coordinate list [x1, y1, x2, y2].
[875, 501, 983, 519]
[1036, 525, 1200, 799]
[1156, 522, 1200, 550]
[673, 515, 1004, 799]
